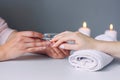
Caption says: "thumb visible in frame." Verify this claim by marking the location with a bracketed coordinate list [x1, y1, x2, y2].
[59, 43, 80, 50]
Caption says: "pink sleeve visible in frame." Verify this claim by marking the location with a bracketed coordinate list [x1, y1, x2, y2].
[0, 17, 15, 45]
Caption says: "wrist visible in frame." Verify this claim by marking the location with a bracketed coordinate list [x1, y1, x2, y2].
[86, 38, 99, 50]
[93, 40, 105, 51]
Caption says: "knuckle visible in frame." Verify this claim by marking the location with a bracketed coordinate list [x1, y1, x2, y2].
[29, 31, 34, 36]
[25, 31, 34, 36]
[16, 36, 23, 42]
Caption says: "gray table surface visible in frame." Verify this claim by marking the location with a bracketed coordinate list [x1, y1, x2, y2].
[0, 53, 120, 80]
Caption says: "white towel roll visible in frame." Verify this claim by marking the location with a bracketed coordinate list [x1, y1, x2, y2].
[68, 34, 116, 71]
[69, 50, 113, 71]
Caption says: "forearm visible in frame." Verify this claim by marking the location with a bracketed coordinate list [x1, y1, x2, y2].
[94, 40, 120, 58]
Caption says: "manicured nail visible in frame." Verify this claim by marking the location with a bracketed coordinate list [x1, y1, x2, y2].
[59, 45, 65, 49]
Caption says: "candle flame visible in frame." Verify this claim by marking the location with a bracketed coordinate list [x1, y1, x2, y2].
[83, 21, 87, 28]
[110, 24, 113, 30]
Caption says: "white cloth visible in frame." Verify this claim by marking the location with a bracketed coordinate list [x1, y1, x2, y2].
[68, 34, 116, 71]
[69, 50, 113, 71]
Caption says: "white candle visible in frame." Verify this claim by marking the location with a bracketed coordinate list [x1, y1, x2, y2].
[78, 21, 91, 36]
[105, 24, 117, 41]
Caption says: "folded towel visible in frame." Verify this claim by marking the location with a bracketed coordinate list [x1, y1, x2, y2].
[69, 50, 113, 71]
[68, 34, 115, 71]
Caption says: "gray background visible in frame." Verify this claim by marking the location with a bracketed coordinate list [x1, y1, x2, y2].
[0, 0, 120, 39]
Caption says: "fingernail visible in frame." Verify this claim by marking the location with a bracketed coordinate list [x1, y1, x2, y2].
[59, 45, 64, 49]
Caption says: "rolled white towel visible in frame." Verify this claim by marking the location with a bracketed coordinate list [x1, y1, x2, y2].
[69, 50, 113, 71]
[68, 34, 116, 71]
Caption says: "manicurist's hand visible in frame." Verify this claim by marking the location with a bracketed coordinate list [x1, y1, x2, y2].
[0, 31, 50, 61]
[44, 46, 70, 59]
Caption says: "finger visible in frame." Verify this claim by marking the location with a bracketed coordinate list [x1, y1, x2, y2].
[59, 43, 80, 50]
[15, 36, 42, 44]
[52, 48, 65, 59]
[59, 49, 70, 56]
[51, 32, 74, 42]
[53, 32, 65, 38]
[18, 31, 43, 38]
[26, 41, 50, 48]
[51, 35, 64, 42]
[52, 37, 74, 47]
[34, 38, 42, 42]
[51, 31, 73, 42]
[26, 47, 46, 53]
[46, 48, 58, 58]
[21, 37, 35, 43]
[20, 36, 42, 43]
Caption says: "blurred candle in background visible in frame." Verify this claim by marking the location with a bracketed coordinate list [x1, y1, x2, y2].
[105, 24, 117, 41]
[78, 21, 91, 36]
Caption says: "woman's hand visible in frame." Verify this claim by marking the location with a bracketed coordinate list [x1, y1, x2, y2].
[44, 46, 70, 59]
[0, 31, 49, 61]
[51, 31, 97, 50]
[33, 41, 70, 59]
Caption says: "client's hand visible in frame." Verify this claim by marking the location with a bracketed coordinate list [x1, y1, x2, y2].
[0, 31, 49, 61]
[35, 41, 70, 59]
[45, 46, 70, 59]
[51, 31, 96, 50]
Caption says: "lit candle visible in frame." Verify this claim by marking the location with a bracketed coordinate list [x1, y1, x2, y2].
[105, 24, 117, 41]
[78, 21, 91, 36]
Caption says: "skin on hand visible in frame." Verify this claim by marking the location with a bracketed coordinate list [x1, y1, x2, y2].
[44, 46, 70, 59]
[50, 31, 120, 58]
[34, 40, 70, 59]
[51, 31, 97, 50]
[0, 31, 50, 61]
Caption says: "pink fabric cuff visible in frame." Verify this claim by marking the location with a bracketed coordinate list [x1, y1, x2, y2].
[0, 28, 15, 45]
